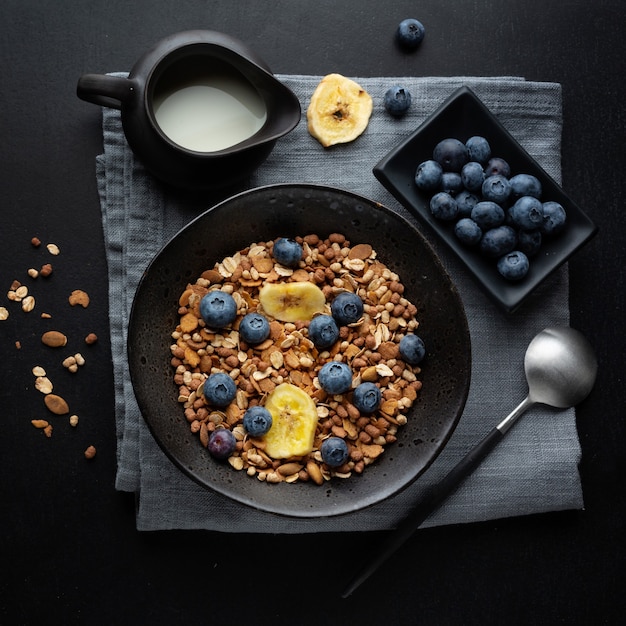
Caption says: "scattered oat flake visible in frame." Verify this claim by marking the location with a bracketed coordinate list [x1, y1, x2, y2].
[47, 243, 60, 255]
[0, 306, 8, 320]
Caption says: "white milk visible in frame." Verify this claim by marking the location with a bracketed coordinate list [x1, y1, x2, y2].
[153, 75, 267, 152]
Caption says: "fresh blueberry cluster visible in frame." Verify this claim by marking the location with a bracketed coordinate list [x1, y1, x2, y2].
[415, 136, 567, 281]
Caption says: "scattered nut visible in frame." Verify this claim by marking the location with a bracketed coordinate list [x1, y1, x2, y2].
[0, 306, 8, 321]
[39, 263, 53, 277]
[31, 237, 41, 247]
[84, 445, 96, 459]
[68, 289, 90, 308]
[44, 393, 69, 415]
[46, 243, 60, 255]
[69, 414, 79, 427]
[32, 366, 46, 377]
[28, 268, 39, 279]
[31, 419, 49, 429]
[62, 353, 85, 372]
[41, 330, 68, 348]
[85, 333, 98, 345]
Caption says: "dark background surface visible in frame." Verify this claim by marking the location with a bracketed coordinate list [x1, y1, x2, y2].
[1, 1, 624, 624]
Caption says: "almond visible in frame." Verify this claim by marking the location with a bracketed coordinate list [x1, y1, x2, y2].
[41, 330, 67, 348]
[44, 394, 69, 415]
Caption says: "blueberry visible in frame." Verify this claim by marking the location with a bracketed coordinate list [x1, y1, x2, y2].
[352, 382, 382, 414]
[479, 225, 517, 258]
[517, 230, 542, 257]
[485, 157, 511, 178]
[509, 196, 544, 231]
[399, 334, 426, 365]
[541, 201, 567, 236]
[203, 372, 237, 407]
[497, 251, 530, 281]
[320, 437, 349, 467]
[461, 161, 486, 192]
[331, 292, 364, 326]
[429, 192, 458, 221]
[454, 218, 483, 246]
[482, 174, 511, 205]
[239, 312, 270, 345]
[440, 171, 464, 194]
[272, 237, 302, 267]
[308, 314, 340, 350]
[465, 136, 491, 165]
[318, 361, 353, 395]
[396, 18, 425, 49]
[433, 138, 468, 172]
[384, 85, 412, 117]
[509, 173, 542, 200]
[200, 291, 237, 328]
[415, 160, 443, 191]
[243, 405, 273, 437]
[455, 190, 480, 218]
[471, 201, 505, 230]
[207, 428, 236, 460]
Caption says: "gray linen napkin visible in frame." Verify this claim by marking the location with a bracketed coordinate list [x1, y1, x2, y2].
[97, 75, 583, 532]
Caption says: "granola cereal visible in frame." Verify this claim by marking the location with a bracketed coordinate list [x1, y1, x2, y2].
[170, 233, 423, 485]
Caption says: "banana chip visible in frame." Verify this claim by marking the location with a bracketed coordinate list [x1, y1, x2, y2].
[263, 383, 319, 458]
[258, 281, 325, 322]
[307, 73, 373, 147]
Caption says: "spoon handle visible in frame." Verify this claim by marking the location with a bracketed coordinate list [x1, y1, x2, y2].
[341, 426, 504, 598]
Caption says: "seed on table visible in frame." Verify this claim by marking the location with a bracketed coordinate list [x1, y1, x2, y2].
[0, 307, 8, 321]
[69, 414, 79, 427]
[84, 445, 96, 459]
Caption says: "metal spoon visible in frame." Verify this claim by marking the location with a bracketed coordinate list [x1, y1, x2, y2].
[342, 327, 598, 598]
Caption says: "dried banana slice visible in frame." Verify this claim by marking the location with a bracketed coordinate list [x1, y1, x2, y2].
[307, 73, 373, 147]
[258, 281, 325, 322]
[262, 383, 319, 458]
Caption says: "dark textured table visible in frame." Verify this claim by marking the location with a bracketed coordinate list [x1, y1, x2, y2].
[1, 2, 624, 624]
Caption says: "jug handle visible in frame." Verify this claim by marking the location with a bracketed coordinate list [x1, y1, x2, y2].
[77, 74, 135, 110]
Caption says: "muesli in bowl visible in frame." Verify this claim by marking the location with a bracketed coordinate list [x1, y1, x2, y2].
[170, 232, 425, 486]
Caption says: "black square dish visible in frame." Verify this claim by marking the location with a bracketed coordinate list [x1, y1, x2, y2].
[373, 85, 598, 313]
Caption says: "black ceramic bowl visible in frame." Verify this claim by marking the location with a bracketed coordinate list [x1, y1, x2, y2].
[374, 86, 598, 313]
[127, 184, 471, 518]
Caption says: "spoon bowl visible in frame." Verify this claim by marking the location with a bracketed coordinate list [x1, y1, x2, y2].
[525, 327, 598, 409]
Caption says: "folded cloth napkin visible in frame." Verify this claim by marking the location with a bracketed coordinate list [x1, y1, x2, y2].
[97, 75, 583, 532]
